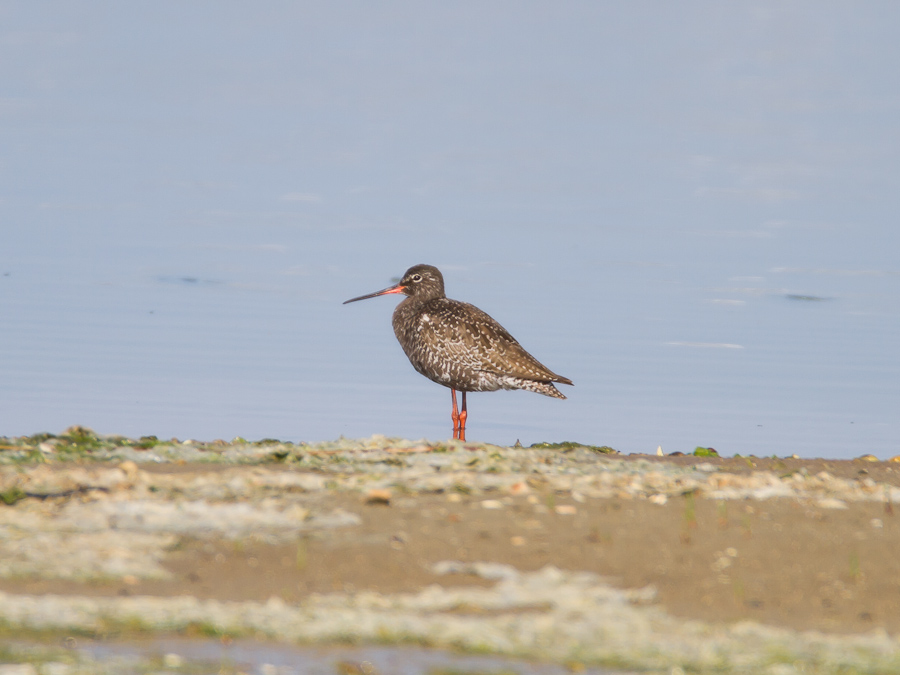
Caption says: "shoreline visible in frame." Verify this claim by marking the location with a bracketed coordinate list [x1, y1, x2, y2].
[1, 428, 900, 673]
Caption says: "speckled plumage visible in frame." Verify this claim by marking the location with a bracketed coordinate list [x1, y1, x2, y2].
[390, 275, 571, 397]
[344, 265, 572, 439]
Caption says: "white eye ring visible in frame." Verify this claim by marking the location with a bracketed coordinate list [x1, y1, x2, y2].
[411, 274, 422, 282]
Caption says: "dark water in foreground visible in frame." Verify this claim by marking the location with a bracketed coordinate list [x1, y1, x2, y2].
[13, 638, 630, 675]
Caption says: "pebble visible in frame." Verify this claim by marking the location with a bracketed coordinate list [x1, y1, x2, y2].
[815, 498, 849, 510]
[508, 481, 529, 495]
[365, 489, 392, 505]
[162, 653, 183, 668]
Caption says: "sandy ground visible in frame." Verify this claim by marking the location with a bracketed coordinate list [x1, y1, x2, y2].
[4, 455, 900, 635]
[2, 432, 900, 673]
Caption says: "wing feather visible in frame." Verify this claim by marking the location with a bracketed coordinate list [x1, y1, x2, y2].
[417, 300, 570, 384]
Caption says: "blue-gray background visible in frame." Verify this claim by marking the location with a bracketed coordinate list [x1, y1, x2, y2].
[2, 2, 898, 458]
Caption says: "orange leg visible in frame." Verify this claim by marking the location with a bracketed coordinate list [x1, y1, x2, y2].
[451, 388, 460, 439]
[458, 391, 467, 441]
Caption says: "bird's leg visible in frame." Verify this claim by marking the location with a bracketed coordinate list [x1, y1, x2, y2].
[450, 388, 460, 439]
[458, 391, 467, 442]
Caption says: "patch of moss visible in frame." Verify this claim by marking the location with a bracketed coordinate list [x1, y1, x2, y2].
[0, 486, 26, 506]
[56, 425, 103, 456]
[133, 435, 160, 449]
[693, 446, 720, 457]
[380, 457, 407, 467]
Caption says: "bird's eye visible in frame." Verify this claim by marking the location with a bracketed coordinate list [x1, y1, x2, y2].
[411, 274, 422, 282]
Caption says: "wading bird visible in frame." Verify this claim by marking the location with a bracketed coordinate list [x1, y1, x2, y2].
[344, 264, 572, 440]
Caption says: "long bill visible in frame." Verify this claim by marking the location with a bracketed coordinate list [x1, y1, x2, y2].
[343, 283, 406, 304]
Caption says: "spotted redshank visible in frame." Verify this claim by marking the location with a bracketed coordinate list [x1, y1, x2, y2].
[343, 264, 572, 440]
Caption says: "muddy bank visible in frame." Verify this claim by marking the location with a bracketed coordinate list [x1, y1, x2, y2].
[1, 429, 900, 673]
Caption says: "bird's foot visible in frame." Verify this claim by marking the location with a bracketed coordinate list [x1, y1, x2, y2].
[457, 409, 467, 441]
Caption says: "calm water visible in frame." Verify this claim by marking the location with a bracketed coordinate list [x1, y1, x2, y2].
[2, 2, 898, 458]
[73, 638, 630, 674]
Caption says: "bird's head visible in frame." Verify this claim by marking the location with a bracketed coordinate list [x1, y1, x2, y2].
[343, 264, 445, 304]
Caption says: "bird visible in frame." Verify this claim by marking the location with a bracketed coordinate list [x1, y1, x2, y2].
[343, 264, 572, 441]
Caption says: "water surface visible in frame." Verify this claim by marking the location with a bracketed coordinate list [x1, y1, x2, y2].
[1, 2, 898, 458]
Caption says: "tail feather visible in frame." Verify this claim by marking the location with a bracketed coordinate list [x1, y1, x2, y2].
[516, 379, 568, 399]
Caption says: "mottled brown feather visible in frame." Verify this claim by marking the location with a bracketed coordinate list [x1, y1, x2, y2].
[386, 268, 572, 397]
[346, 264, 572, 399]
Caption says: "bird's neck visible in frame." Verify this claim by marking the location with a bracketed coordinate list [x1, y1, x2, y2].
[393, 293, 440, 320]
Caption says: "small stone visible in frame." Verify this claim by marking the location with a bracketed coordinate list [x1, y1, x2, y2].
[163, 653, 184, 668]
[119, 460, 139, 481]
[554, 504, 577, 515]
[856, 454, 880, 462]
[649, 494, 668, 505]
[815, 498, 849, 510]
[365, 489, 392, 505]
[509, 481, 530, 495]
[481, 499, 503, 509]
[871, 518, 884, 529]
[711, 554, 732, 571]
